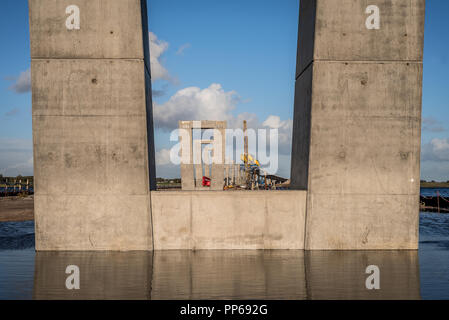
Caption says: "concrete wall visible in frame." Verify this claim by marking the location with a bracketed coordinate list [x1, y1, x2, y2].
[30, 0, 155, 250]
[151, 190, 307, 250]
[291, 0, 425, 249]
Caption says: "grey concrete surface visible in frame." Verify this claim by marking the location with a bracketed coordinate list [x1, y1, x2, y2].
[30, 0, 155, 250]
[151, 190, 307, 250]
[179, 121, 226, 191]
[29, 0, 149, 64]
[296, 0, 425, 77]
[34, 194, 152, 250]
[291, 0, 425, 249]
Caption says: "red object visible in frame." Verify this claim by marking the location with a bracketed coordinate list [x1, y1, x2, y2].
[202, 176, 211, 187]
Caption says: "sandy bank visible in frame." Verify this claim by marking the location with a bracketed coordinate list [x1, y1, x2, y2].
[0, 196, 34, 222]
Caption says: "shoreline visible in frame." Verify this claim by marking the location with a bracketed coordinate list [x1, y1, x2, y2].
[421, 184, 449, 189]
[0, 196, 34, 222]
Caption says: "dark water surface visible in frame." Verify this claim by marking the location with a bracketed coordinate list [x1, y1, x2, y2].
[420, 187, 449, 197]
[0, 213, 448, 300]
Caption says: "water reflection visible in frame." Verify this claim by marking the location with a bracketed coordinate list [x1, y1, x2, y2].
[33, 250, 420, 300]
[305, 251, 420, 300]
[33, 252, 152, 300]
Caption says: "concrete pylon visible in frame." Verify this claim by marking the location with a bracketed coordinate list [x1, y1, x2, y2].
[179, 121, 226, 191]
[291, 0, 425, 249]
[29, 0, 156, 250]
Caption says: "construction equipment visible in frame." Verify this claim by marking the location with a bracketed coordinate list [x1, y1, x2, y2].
[222, 120, 288, 191]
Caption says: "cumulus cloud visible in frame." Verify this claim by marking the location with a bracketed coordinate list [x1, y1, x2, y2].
[262, 115, 293, 155]
[147, 32, 293, 177]
[422, 138, 449, 162]
[8, 68, 31, 94]
[155, 148, 172, 165]
[422, 117, 445, 133]
[0, 138, 33, 176]
[153, 83, 292, 154]
[154, 148, 180, 178]
[176, 43, 191, 56]
[420, 138, 449, 181]
[149, 32, 172, 82]
[153, 83, 239, 130]
[152, 83, 293, 178]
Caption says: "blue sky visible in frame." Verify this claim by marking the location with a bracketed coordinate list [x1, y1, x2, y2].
[0, 0, 448, 180]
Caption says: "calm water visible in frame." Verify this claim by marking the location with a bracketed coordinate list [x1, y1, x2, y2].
[0, 213, 448, 300]
[420, 187, 449, 197]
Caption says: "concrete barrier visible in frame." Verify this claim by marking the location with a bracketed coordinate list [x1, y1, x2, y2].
[151, 190, 307, 250]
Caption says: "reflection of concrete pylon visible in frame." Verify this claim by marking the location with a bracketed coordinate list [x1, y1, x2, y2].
[179, 121, 226, 191]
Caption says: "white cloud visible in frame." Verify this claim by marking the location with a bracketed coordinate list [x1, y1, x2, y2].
[0, 138, 33, 176]
[8, 68, 31, 94]
[153, 83, 239, 130]
[261, 115, 292, 155]
[176, 43, 191, 56]
[153, 83, 292, 154]
[152, 83, 293, 177]
[154, 148, 180, 178]
[422, 138, 449, 161]
[262, 115, 283, 129]
[149, 32, 171, 82]
[156, 148, 172, 165]
[420, 138, 449, 181]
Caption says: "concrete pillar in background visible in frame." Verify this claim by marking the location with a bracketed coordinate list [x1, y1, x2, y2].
[211, 126, 226, 191]
[179, 121, 226, 191]
[291, 0, 425, 249]
[29, 0, 156, 250]
[179, 121, 195, 190]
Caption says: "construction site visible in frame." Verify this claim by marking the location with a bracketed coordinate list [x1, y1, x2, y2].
[158, 120, 288, 191]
